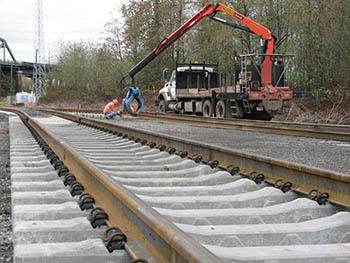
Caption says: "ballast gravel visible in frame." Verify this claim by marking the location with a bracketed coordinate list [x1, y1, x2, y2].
[0, 112, 12, 263]
[112, 116, 350, 175]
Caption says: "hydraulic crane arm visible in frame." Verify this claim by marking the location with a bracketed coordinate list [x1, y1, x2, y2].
[128, 3, 215, 80]
[209, 16, 253, 34]
[128, 2, 275, 84]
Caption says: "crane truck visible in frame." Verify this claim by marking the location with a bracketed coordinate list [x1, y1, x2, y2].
[128, 2, 293, 120]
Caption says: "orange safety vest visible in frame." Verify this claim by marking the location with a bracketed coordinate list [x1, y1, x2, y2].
[103, 101, 117, 114]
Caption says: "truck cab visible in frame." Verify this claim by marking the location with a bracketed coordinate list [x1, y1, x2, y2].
[159, 69, 176, 102]
[157, 62, 218, 113]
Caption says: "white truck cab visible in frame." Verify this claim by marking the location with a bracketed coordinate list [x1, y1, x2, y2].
[159, 69, 176, 102]
[157, 65, 216, 113]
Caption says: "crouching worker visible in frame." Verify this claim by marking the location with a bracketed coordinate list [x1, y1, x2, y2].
[103, 99, 119, 119]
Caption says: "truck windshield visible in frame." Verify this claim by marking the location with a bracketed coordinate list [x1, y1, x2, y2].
[170, 70, 176, 82]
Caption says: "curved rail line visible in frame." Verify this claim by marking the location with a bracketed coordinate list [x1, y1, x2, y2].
[50, 108, 350, 142]
[2, 108, 350, 262]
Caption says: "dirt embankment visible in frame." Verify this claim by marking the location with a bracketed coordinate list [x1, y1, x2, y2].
[275, 91, 350, 124]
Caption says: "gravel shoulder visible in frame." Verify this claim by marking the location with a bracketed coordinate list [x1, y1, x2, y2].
[112, 116, 350, 175]
[0, 112, 12, 263]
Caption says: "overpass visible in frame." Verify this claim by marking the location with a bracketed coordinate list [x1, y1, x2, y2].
[0, 37, 52, 95]
[1, 61, 38, 78]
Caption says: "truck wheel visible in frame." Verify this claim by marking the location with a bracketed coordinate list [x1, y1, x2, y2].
[215, 100, 226, 118]
[202, 100, 212, 117]
[159, 100, 168, 113]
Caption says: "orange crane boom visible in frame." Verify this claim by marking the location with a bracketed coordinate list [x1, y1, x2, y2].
[128, 2, 275, 85]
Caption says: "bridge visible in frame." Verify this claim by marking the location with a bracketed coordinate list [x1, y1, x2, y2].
[0, 37, 52, 95]
[1, 61, 37, 78]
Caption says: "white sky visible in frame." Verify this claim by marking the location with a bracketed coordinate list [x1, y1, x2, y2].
[0, 0, 125, 63]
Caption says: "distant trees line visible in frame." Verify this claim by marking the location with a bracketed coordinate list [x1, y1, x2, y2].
[48, 0, 350, 100]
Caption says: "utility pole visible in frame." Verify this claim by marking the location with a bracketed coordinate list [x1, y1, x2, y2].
[10, 65, 13, 96]
[32, 0, 46, 101]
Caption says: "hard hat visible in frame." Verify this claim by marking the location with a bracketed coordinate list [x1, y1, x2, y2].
[113, 99, 118, 105]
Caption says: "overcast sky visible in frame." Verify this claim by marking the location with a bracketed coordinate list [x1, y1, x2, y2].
[0, 0, 125, 63]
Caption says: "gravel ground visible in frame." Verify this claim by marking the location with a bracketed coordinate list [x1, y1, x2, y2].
[11, 107, 51, 118]
[0, 112, 12, 263]
[111, 116, 350, 175]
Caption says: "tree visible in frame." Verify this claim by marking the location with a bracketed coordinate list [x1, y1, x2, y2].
[120, 0, 189, 88]
[290, 0, 350, 89]
[49, 0, 350, 101]
[49, 41, 123, 99]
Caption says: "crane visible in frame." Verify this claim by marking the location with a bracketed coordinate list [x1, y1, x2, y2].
[128, 2, 275, 86]
[127, 2, 293, 120]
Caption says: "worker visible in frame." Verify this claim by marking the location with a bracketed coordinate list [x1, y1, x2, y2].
[103, 99, 119, 119]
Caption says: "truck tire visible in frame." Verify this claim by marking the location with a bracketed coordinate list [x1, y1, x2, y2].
[158, 100, 168, 113]
[215, 100, 226, 118]
[202, 100, 212, 117]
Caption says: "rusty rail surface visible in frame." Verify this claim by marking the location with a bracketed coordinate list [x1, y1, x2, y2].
[49, 108, 350, 142]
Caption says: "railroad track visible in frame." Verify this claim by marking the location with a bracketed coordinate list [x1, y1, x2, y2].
[50, 108, 350, 142]
[2, 107, 350, 262]
[6, 110, 129, 263]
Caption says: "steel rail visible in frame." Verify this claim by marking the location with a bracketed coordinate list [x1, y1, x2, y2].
[31, 110, 350, 261]
[41, 109, 350, 208]
[49, 108, 350, 142]
[2, 107, 223, 263]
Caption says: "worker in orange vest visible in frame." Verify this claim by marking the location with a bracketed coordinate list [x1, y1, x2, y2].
[103, 99, 119, 119]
